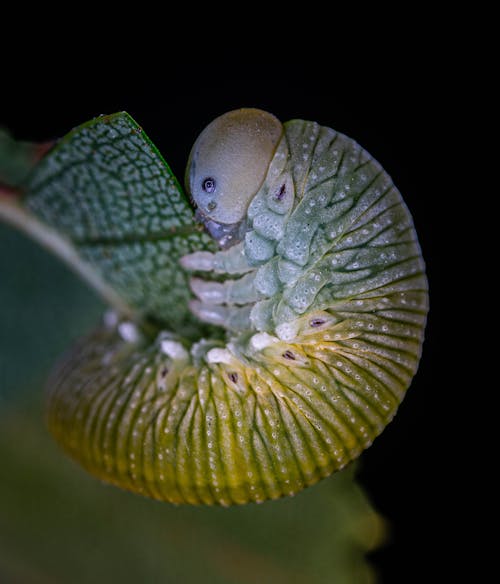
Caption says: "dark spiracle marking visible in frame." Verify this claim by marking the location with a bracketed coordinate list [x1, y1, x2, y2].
[275, 183, 286, 201]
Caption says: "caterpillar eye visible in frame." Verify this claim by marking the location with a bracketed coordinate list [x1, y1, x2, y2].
[202, 177, 216, 193]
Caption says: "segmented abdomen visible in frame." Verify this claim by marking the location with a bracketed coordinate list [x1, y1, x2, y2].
[48, 276, 426, 505]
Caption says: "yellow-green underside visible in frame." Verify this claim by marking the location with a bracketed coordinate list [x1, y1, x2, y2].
[48, 279, 427, 505]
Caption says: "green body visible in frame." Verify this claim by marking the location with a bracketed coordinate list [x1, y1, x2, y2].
[19, 111, 428, 505]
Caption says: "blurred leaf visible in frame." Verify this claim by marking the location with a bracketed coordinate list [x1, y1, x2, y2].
[0, 399, 384, 584]
[23, 112, 216, 332]
[0, 223, 105, 403]
[0, 128, 51, 187]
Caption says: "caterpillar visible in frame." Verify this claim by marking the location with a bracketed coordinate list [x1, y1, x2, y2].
[24, 109, 428, 506]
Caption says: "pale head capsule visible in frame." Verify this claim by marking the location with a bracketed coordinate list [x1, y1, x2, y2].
[185, 108, 283, 247]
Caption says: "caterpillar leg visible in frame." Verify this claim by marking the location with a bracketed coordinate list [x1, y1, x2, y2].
[183, 246, 261, 331]
[189, 272, 259, 306]
[189, 300, 252, 331]
[180, 242, 252, 275]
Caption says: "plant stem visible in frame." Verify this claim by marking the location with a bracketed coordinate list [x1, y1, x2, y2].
[0, 193, 135, 319]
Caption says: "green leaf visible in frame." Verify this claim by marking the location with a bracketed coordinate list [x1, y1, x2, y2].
[0, 402, 384, 584]
[23, 112, 216, 333]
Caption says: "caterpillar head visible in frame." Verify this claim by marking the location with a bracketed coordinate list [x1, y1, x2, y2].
[185, 108, 283, 248]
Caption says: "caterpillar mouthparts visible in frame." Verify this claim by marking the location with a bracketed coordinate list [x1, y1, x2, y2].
[41, 109, 428, 506]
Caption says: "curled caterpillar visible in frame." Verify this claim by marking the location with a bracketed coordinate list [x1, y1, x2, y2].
[41, 109, 428, 505]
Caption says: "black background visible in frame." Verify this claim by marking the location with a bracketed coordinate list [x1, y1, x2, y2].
[1, 50, 445, 583]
